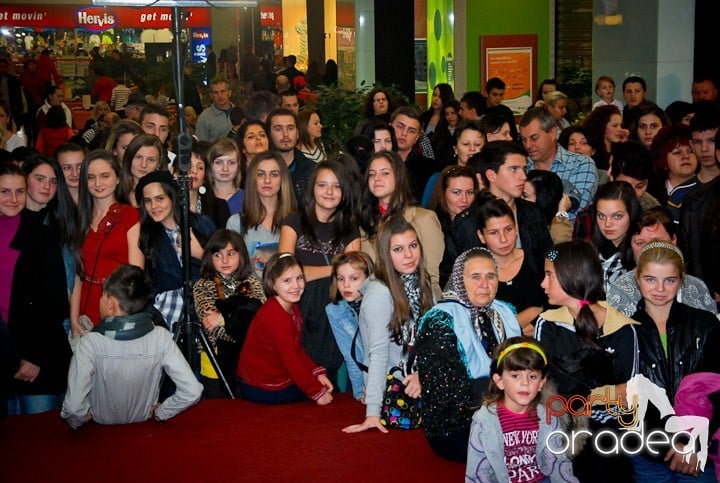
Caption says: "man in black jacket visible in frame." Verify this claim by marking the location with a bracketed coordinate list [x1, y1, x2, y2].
[679, 165, 720, 306]
[440, 141, 552, 287]
[268, 108, 314, 210]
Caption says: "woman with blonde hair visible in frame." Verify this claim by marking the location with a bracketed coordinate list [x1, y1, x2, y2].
[545, 91, 570, 132]
[183, 106, 197, 136]
[630, 241, 720, 481]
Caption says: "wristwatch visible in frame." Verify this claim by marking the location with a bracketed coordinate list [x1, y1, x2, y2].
[555, 211, 569, 220]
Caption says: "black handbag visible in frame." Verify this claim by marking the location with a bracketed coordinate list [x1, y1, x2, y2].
[380, 353, 422, 430]
[351, 329, 422, 429]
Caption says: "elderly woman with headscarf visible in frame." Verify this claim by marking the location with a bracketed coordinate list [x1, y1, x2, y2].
[415, 247, 522, 463]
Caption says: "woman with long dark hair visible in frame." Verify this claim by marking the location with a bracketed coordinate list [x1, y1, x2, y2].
[477, 199, 547, 334]
[420, 83, 454, 135]
[297, 108, 326, 163]
[583, 104, 625, 172]
[136, 171, 214, 327]
[427, 165, 477, 234]
[359, 151, 444, 297]
[121, 133, 167, 208]
[70, 150, 144, 332]
[588, 181, 643, 291]
[236, 119, 270, 176]
[226, 151, 296, 277]
[3, 160, 72, 415]
[535, 240, 638, 481]
[279, 159, 361, 374]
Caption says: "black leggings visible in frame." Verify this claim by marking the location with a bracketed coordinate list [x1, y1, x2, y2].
[426, 428, 471, 463]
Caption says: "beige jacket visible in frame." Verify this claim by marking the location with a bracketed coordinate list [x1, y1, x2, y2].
[360, 206, 444, 298]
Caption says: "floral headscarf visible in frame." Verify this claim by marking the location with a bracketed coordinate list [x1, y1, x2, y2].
[444, 247, 498, 307]
[444, 247, 504, 356]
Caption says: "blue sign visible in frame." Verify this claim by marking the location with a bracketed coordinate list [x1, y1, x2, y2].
[190, 28, 211, 63]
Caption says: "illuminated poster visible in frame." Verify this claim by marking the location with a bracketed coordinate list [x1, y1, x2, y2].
[481, 34, 537, 115]
[486, 47, 532, 114]
[426, 0, 454, 102]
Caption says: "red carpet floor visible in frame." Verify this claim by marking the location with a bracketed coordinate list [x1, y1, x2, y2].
[0, 393, 465, 482]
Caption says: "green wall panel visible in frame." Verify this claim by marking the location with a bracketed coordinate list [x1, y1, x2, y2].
[465, 0, 551, 92]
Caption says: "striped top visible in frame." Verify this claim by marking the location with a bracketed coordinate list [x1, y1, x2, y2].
[111, 84, 132, 111]
[497, 404, 543, 482]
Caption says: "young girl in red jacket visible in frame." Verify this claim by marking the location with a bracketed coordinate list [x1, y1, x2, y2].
[238, 253, 334, 405]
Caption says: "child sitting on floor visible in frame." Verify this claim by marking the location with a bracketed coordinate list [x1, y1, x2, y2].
[238, 253, 333, 405]
[61, 265, 202, 428]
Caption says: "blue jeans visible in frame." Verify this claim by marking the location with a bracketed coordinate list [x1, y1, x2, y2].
[7, 394, 62, 415]
[632, 455, 717, 483]
[325, 301, 364, 399]
[238, 380, 306, 404]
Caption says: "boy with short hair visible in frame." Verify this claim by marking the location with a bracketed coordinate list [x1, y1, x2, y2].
[61, 265, 202, 429]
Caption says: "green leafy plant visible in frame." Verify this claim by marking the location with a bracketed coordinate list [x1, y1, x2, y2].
[557, 57, 592, 121]
[310, 83, 365, 154]
[310, 82, 411, 155]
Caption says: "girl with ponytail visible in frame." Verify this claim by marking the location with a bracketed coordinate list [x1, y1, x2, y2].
[534, 240, 639, 482]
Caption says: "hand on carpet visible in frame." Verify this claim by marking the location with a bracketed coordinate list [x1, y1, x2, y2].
[342, 416, 388, 434]
[403, 373, 421, 399]
[316, 392, 333, 405]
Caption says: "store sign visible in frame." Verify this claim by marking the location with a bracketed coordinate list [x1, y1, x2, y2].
[0, 6, 50, 27]
[260, 6, 281, 27]
[0, 5, 209, 30]
[74, 7, 118, 32]
[191, 28, 211, 63]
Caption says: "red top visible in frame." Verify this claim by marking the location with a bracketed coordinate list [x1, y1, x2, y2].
[238, 297, 327, 400]
[79, 203, 139, 325]
[92, 76, 116, 104]
[36, 126, 74, 157]
[497, 404, 543, 483]
[35, 53, 62, 87]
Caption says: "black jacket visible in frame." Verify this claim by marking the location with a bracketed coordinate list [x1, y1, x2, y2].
[440, 196, 552, 287]
[633, 300, 720, 403]
[8, 209, 71, 395]
[678, 176, 720, 298]
[1, 73, 23, 123]
[288, 148, 315, 211]
[405, 150, 440, 203]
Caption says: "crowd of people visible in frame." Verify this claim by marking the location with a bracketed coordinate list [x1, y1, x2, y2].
[1, 52, 720, 482]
